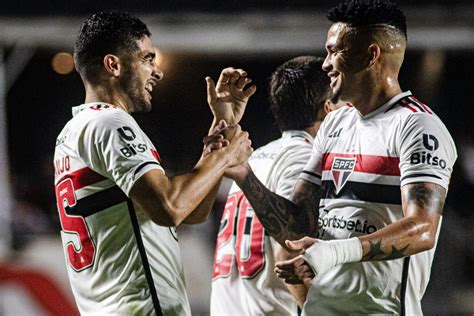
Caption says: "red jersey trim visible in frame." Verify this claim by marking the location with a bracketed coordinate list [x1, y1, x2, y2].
[322, 153, 400, 176]
[409, 96, 433, 114]
[400, 99, 418, 113]
[56, 167, 107, 190]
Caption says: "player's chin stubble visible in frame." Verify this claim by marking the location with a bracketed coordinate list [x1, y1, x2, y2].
[119, 68, 150, 113]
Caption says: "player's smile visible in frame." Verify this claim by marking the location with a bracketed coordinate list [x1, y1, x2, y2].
[328, 71, 339, 88]
[145, 79, 157, 100]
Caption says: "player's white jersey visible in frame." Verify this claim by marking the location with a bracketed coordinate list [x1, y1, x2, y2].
[298, 91, 457, 315]
[211, 130, 313, 316]
[53, 103, 191, 316]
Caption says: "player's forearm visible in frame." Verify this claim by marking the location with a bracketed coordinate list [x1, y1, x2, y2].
[236, 169, 318, 247]
[165, 150, 231, 225]
[359, 214, 440, 261]
[182, 179, 222, 224]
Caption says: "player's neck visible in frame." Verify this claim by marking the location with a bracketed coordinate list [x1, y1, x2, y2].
[350, 75, 402, 116]
[305, 121, 321, 138]
[84, 84, 130, 113]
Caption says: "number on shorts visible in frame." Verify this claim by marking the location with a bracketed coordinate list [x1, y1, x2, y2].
[55, 178, 95, 271]
[212, 191, 265, 279]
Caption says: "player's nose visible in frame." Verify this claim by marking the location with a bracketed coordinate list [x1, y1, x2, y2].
[153, 67, 164, 81]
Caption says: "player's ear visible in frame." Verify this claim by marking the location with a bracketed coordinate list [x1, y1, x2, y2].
[367, 44, 381, 68]
[324, 99, 333, 114]
[103, 54, 121, 77]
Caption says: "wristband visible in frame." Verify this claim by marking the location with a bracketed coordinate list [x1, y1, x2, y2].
[301, 237, 363, 275]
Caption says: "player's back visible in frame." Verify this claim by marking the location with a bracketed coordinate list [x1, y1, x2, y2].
[211, 130, 313, 316]
[54, 103, 190, 315]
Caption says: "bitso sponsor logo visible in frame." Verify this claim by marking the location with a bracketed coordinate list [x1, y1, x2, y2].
[331, 157, 356, 194]
[117, 126, 136, 141]
[120, 143, 148, 157]
[410, 133, 446, 169]
[423, 133, 439, 151]
[116, 126, 148, 158]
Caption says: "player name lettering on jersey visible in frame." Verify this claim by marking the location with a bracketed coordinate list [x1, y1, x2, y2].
[54, 155, 71, 176]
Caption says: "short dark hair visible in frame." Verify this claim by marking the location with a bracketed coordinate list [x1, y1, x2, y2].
[74, 11, 151, 82]
[327, 0, 406, 39]
[269, 56, 330, 132]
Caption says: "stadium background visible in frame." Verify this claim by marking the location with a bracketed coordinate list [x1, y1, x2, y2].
[0, 0, 473, 314]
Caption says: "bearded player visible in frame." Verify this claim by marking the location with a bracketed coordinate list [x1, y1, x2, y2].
[53, 11, 255, 315]
[222, 0, 457, 314]
[209, 56, 343, 315]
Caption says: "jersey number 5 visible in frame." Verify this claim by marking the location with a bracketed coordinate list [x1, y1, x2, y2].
[212, 192, 265, 279]
[55, 178, 95, 271]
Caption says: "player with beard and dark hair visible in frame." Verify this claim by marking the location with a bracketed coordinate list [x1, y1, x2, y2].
[214, 0, 457, 314]
[54, 11, 255, 315]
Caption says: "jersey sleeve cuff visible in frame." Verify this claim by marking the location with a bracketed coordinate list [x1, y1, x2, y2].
[123, 161, 164, 196]
[400, 173, 449, 190]
[298, 170, 322, 186]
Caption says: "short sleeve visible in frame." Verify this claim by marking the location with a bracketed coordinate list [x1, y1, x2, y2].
[399, 113, 457, 190]
[274, 144, 312, 199]
[298, 121, 328, 186]
[78, 110, 164, 196]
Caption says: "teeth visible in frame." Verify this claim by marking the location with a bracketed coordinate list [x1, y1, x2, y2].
[145, 83, 153, 93]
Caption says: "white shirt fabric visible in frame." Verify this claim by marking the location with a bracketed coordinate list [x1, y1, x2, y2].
[54, 103, 191, 315]
[211, 130, 313, 316]
[298, 92, 457, 315]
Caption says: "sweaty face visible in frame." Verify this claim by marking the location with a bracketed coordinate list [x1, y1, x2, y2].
[118, 36, 163, 113]
[322, 23, 368, 103]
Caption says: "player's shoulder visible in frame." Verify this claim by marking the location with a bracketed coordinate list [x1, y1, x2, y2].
[388, 94, 437, 120]
[78, 105, 135, 130]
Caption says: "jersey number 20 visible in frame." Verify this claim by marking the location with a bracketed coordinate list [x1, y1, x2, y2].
[55, 178, 95, 271]
[212, 191, 265, 279]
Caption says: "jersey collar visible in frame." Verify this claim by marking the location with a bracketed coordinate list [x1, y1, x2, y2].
[282, 130, 314, 144]
[72, 102, 116, 117]
[360, 90, 412, 119]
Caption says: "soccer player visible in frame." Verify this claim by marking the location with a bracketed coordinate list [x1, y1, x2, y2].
[223, 0, 458, 314]
[210, 56, 343, 315]
[53, 11, 255, 315]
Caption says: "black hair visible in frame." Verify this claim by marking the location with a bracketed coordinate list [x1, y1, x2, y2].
[74, 11, 151, 82]
[269, 56, 330, 132]
[327, 0, 406, 39]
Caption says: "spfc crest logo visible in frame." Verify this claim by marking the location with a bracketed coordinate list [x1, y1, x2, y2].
[331, 157, 356, 194]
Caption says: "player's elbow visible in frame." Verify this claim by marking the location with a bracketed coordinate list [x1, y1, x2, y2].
[419, 232, 437, 252]
[415, 218, 439, 252]
[135, 197, 183, 227]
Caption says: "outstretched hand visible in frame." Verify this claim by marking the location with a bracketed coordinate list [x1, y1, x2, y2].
[206, 67, 257, 126]
[274, 237, 317, 284]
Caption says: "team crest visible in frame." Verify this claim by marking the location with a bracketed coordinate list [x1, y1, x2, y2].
[331, 157, 357, 194]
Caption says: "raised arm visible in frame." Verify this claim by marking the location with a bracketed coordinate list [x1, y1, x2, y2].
[206, 67, 256, 130]
[180, 67, 256, 224]
[130, 125, 253, 227]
